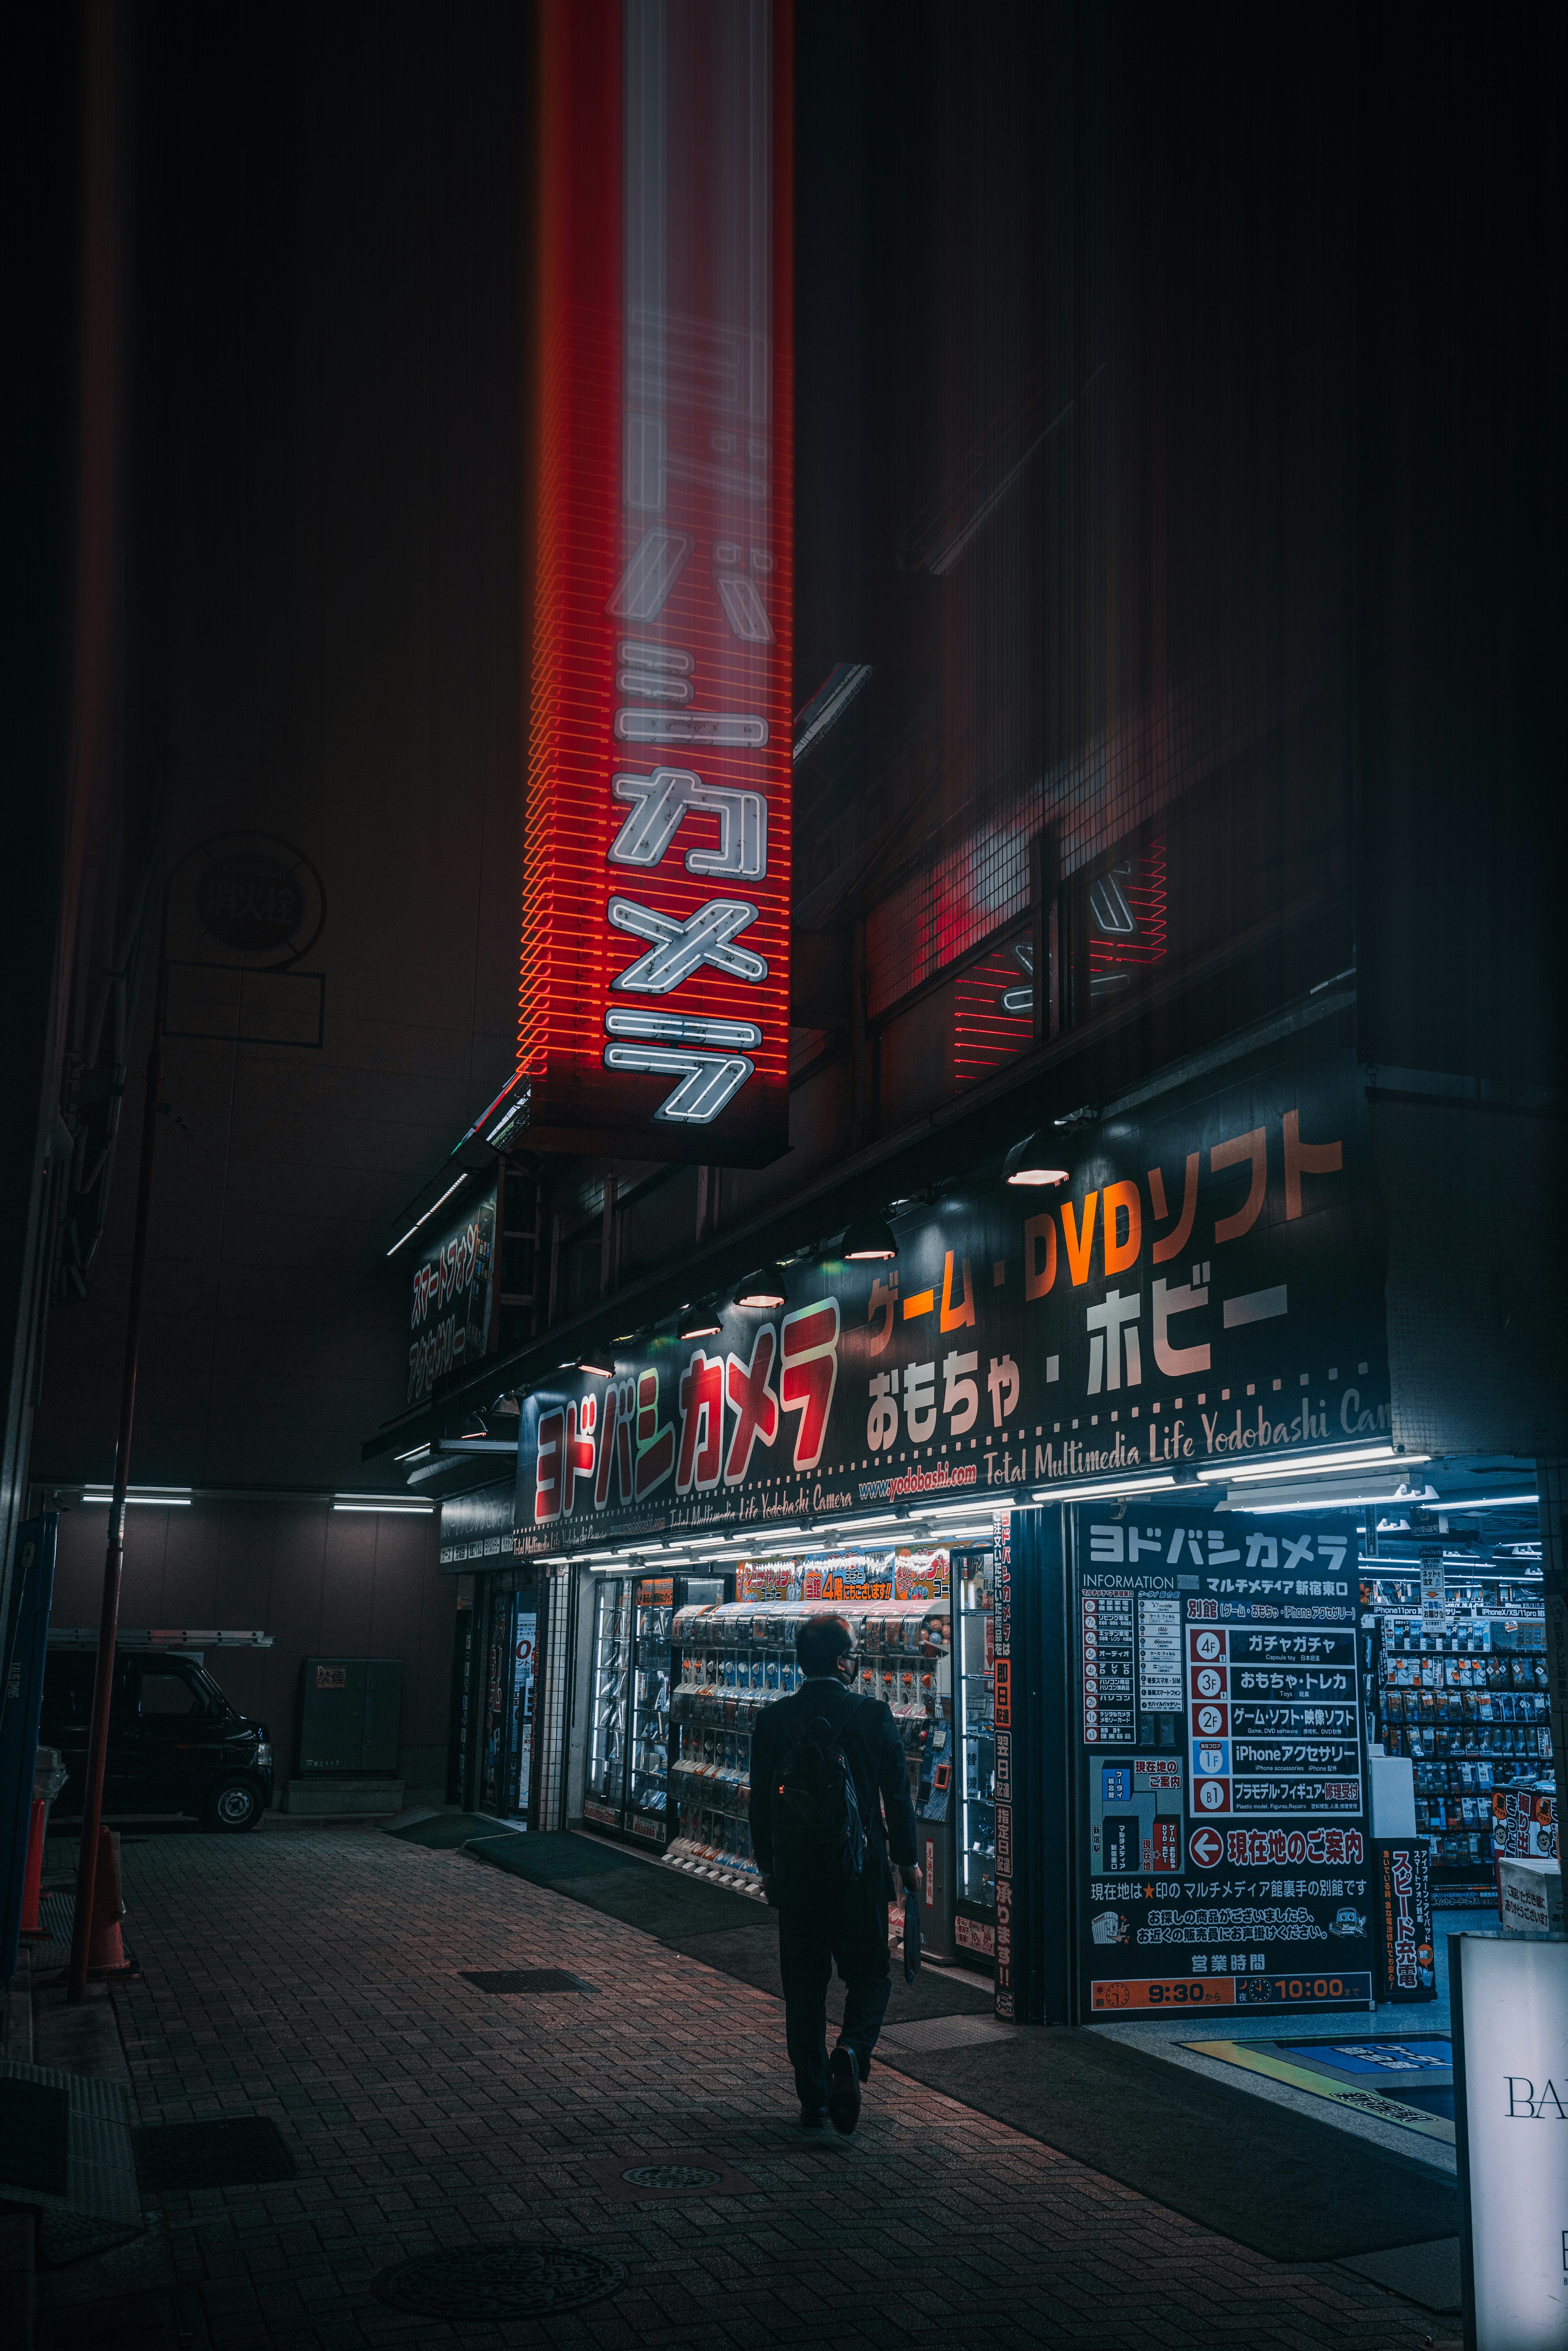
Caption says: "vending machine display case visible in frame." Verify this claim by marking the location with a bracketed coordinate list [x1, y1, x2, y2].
[953, 1545, 997, 1969]
[584, 1573, 727, 1847]
[665, 1593, 952, 1903]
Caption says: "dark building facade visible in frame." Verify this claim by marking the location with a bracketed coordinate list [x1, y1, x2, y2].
[3, 7, 1559, 1938]
[381, 9, 1563, 2001]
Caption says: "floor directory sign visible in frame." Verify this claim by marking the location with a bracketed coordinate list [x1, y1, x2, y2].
[1075, 1506, 1372, 2018]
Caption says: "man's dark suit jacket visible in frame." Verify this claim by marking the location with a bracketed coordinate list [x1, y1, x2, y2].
[749, 1676, 920, 1901]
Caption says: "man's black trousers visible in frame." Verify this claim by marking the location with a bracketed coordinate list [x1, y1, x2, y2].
[777, 1876, 891, 2110]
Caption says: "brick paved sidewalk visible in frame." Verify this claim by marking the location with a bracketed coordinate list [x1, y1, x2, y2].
[72, 1826, 1441, 2351]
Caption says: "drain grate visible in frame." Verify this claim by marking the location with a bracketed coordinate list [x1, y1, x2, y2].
[586, 2151, 757, 2202]
[460, 1968, 591, 1994]
[134, 2116, 296, 2193]
[373, 2242, 626, 2318]
[0, 2078, 70, 2197]
[620, 2164, 721, 2191]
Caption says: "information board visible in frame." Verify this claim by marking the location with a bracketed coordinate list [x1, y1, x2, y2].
[1075, 1506, 1373, 2018]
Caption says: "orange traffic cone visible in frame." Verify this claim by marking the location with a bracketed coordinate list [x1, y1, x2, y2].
[86, 1826, 136, 1979]
[18, 1798, 46, 1939]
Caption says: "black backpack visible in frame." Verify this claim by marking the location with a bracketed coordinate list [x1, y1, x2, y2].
[770, 1700, 871, 1903]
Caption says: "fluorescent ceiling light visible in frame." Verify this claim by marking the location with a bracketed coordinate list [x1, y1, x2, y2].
[1197, 1444, 1426, 1486]
[1031, 1472, 1180, 1504]
[333, 1497, 433, 1514]
[1229, 1491, 1417, 1515]
[393, 1442, 430, 1463]
[386, 1173, 468, 1259]
[82, 1489, 192, 1507]
[923, 1499, 996, 1521]
[1458, 1493, 1540, 1510]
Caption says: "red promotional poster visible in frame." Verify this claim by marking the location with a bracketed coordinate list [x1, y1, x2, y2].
[1373, 1840, 1437, 2003]
[519, 0, 794, 1164]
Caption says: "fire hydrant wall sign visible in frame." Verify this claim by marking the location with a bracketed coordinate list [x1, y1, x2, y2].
[519, 0, 794, 1165]
[514, 1049, 1392, 1552]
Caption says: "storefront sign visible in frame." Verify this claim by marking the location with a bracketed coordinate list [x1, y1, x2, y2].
[514, 1049, 1390, 1551]
[1075, 1506, 1374, 2018]
[1454, 1934, 1568, 2350]
[517, 0, 794, 1165]
[408, 1183, 497, 1405]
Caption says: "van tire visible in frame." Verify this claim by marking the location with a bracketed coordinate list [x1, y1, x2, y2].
[205, 1779, 263, 1832]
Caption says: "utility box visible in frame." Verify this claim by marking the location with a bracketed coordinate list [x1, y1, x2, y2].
[298, 1658, 403, 1775]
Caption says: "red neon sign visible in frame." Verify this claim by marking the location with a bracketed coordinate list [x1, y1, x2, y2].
[519, 0, 794, 1165]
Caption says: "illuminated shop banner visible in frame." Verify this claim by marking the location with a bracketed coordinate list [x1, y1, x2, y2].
[514, 1047, 1391, 1550]
[1076, 1507, 1373, 2019]
[733, 1550, 950, 1602]
[519, 0, 794, 1165]
[408, 1183, 497, 1406]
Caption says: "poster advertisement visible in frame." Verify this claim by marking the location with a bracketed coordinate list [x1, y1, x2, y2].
[516, 1049, 1390, 1556]
[1372, 1840, 1435, 2002]
[731, 1549, 949, 1603]
[1076, 1505, 1374, 2017]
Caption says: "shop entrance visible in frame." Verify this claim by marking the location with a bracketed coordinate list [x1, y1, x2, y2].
[475, 1569, 538, 1822]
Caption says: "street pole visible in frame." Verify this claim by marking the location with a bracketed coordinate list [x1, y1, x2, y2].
[63, 831, 319, 1997]
[67, 909, 167, 2000]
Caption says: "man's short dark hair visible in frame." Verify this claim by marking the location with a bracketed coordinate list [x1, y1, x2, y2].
[797, 1613, 854, 1676]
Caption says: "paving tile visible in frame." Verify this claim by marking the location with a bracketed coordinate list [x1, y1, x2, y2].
[92, 1827, 1444, 2351]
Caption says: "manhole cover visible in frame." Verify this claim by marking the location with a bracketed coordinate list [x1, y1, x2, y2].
[374, 2242, 625, 2319]
[620, 2163, 722, 2191]
[461, 1968, 591, 1994]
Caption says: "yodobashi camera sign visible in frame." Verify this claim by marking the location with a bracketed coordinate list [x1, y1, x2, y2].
[1452, 1933, 1568, 2349]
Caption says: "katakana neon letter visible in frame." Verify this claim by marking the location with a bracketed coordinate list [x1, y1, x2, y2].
[780, 1299, 840, 1472]
[677, 1352, 725, 1493]
[724, 1325, 779, 1484]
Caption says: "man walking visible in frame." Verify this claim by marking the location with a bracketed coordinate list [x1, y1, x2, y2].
[749, 1613, 922, 2134]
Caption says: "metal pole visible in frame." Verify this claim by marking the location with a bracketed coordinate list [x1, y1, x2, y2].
[67, 922, 166, 1999]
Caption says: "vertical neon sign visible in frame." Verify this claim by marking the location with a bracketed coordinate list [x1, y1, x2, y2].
[520, 0, 794, 1165]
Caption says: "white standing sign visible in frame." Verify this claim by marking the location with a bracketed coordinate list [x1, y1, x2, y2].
[1454, 1932, 1568, 2348]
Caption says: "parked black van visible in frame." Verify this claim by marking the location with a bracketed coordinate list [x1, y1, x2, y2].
[40, 1645, 274, 1830]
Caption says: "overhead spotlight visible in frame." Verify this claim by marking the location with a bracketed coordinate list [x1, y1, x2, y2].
[734, 1263, 788, 1309]
[842, 1213, 898, 1261]
[679, 1299, 723, 1341]
[1003, 1133, 1070, 1187]
[578, 1354, 615, 1378]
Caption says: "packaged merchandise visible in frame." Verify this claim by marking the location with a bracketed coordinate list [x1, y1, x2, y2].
[664, 1590, 951, 1892]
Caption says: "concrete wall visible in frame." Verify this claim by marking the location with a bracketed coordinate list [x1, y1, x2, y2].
[47, 1497, 455, 1799]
